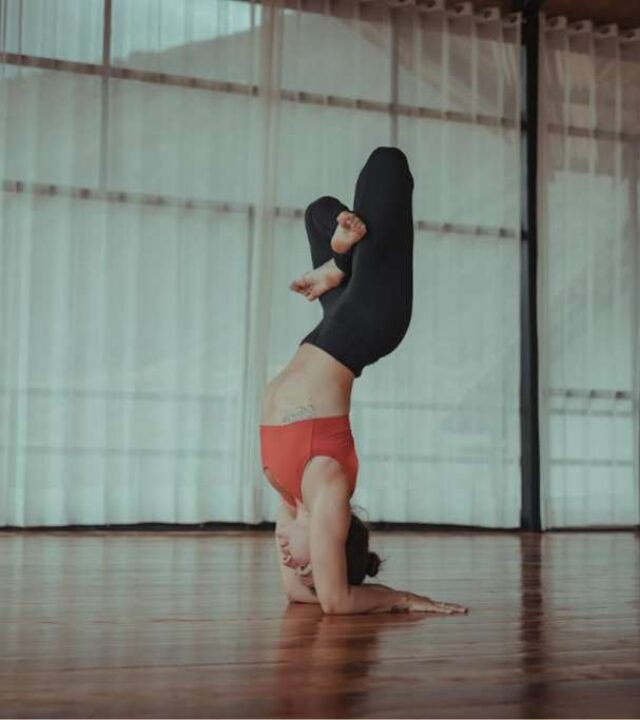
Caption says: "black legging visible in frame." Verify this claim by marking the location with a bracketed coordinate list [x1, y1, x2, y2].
[299, 146, 414, 378]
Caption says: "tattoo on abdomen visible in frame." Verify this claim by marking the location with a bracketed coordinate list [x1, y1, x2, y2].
[281, 404, 315, 423]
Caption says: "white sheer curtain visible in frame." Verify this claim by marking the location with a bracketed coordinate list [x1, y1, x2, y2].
[538, 17, 640, 528]
[0, 0, 522, 527]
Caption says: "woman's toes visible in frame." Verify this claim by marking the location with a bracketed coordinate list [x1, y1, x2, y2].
[291, 259, 345, 300]
[339, 211, 357, 229]
[340, 211, 365, 237]
[290, 276, 309, 294]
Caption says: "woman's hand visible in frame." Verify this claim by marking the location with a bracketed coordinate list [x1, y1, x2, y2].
[402, 591, 468, 614]
[278, 536, 315, 588]
[295, 563, 314, 588]
[277, 535, 294, 567]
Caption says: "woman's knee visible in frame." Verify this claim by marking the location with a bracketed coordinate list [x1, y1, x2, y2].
[305, 196, 345, 231]
[366, 147, 413, 184]
[371, 145, 406, 158]
[369, 146, 409, 166]
[306, 195, 344, 216]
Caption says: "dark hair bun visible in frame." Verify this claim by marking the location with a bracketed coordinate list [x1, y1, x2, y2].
[366, 551, 382, 577]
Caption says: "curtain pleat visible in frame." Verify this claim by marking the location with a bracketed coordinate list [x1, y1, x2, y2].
[8, 0, 626, 528]
[1, 0, 523, 527]
[538, 17, 640, 528]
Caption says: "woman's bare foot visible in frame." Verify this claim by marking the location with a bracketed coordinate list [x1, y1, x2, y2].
[289, 259, 346, 302]
[330, 211, 367, 254]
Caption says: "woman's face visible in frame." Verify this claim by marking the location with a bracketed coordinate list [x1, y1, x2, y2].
[277, 504, 311, 569]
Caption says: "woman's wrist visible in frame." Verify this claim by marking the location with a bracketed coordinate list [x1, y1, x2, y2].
[389, 589, 411, 613]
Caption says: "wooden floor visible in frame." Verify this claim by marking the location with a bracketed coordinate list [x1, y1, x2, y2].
[1, 530, 639, 719]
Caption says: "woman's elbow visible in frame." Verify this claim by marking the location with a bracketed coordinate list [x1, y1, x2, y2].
[319, 593, 350, 615]
[286, 589, 306, 604]
[321, 601, 343, 615]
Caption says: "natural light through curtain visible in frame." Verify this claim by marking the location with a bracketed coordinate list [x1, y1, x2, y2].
[265, 1, 523, 527]
[0, 0, 522, 527]
[538, 17, 640, 528]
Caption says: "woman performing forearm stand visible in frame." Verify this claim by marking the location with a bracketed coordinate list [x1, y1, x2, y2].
[260, 146, 467, 616]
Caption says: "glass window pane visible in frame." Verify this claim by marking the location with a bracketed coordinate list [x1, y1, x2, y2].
[111, 0, 261, 85]
[3, 0, 103, 64]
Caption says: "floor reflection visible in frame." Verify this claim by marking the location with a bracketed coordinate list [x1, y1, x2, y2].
[519, 533, 547, 719]
[272, 603, 427, 717]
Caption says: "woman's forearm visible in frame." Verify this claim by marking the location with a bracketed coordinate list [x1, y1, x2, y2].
[286, 584, 320, 604]
[323, 583, 409, 615]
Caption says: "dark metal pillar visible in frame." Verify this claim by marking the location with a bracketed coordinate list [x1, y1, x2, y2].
[99, 0, 112, 189]
[390, 6, 399, 146]
[515, 0, 546, 531]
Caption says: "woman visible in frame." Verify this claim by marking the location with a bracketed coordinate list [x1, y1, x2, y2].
[260, 147, 467, 616]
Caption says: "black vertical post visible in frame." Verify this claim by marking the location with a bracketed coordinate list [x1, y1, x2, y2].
[630, 145, 639, 525]
[517, 0, 545, 531]
[390, 7, 399, 146]
[99, 0, 112, 189]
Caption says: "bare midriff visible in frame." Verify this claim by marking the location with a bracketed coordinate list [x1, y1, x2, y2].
[260, 343, 355, 426]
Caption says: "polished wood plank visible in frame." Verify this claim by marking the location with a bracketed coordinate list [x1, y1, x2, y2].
[0, 531, 639, 718]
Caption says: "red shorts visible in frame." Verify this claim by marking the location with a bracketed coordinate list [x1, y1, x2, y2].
[259, 415, 359, 507]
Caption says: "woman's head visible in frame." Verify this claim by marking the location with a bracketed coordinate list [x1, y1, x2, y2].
[344, 509, 382, 585]
[277, 504, 383, 586]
